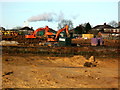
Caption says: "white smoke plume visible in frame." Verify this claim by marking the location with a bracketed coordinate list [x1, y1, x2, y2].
[28, 12, 64, 22]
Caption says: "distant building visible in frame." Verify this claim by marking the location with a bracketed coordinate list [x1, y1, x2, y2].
[91, 23, 120, 39]
[69, 25, 85, 37]
[92, 23, 114, 32]
[19, 26, 34, 35]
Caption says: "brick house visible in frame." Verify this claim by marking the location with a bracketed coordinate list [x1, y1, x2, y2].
[19, 27, 34, 35]
[92, 23, 114, 32]
[91, 23, 120, 39]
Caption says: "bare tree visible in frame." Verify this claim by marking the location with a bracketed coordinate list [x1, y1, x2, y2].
[108, 20, 118, 27]
[57, 19, 74, 30]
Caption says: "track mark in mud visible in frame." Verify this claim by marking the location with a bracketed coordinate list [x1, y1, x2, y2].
[2, 71, 13, 77]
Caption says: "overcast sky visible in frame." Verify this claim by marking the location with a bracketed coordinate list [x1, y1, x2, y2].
[0, 0, 119, 30]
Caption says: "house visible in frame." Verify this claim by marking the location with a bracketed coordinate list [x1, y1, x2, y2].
[19, 26, 34, 35]
[91, 23, 120, 39]
[111, 24, 120, 37]
[92, 23, 114, 32]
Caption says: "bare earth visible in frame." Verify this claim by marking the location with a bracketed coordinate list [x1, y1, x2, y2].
[2, 53, 119, 88]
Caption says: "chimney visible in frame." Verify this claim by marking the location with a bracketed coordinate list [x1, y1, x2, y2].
[31, 27, 33, 29]
[104, 23, 106, 25]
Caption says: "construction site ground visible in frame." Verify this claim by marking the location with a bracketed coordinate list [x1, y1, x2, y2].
[1, 39, 120, 88]
[1, 43, 120, 89]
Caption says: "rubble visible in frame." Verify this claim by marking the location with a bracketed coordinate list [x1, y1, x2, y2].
[84, 56, 97, 67]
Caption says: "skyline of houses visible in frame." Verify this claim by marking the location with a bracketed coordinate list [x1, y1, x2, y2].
[0, 22, 120, 37]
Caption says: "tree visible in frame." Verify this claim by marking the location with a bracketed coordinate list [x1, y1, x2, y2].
[80, 23, 87, 27]
[108, 20, 118, 27]
[74, 25, 85, 34]
[57, 19, 74, 30]
[0, 27, 5, 31]
[84, 23, 92, 33]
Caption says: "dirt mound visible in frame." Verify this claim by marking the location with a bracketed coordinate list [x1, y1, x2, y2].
[45, 55, 97, 67]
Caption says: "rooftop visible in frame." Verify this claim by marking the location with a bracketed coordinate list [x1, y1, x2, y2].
[92, 23, 114, 29]
[19, 27, 34, 31]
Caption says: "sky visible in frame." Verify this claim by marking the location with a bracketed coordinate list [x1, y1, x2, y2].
[0, 0, 119, 30]
[118, 1, 120, 22]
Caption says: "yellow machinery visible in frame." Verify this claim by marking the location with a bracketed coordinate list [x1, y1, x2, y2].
[82, 34, 94, 39]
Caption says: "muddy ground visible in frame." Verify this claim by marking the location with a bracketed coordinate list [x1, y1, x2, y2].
[1, 46, 120, 88]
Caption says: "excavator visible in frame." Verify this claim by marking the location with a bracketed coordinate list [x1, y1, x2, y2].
[25, 25, 70, 42]
[2, 25, 70, 46]
[44, 25, 71, 46]
[25, 26, 53, 39]
[12, 25, 70, 46]
[24, 26, 55, 45]
[47, 25, 70, 42]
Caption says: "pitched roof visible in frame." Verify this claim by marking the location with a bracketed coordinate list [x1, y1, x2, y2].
[92, 23, 114, 29]
[69, 25, 84, 33]
[19, 27, 34, 30]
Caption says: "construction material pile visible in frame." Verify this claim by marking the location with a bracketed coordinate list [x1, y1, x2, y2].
[44, 55, 98, 67]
